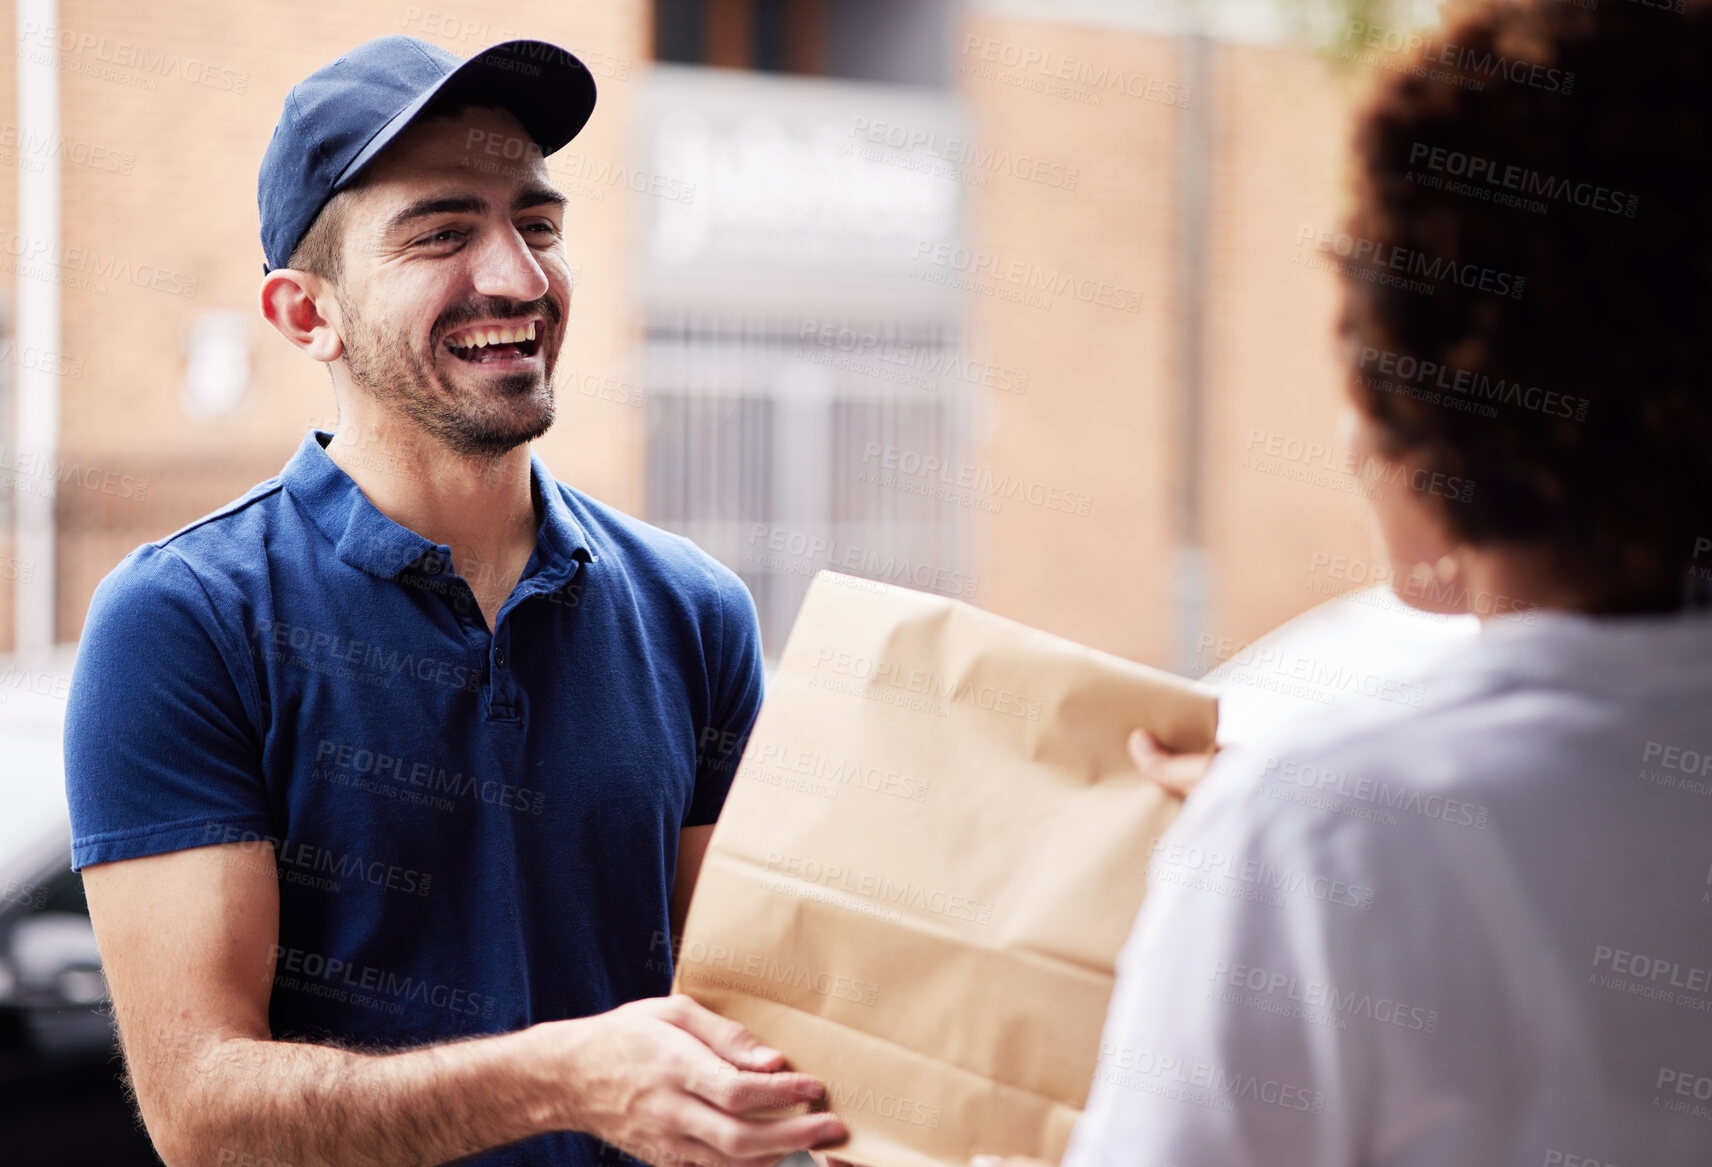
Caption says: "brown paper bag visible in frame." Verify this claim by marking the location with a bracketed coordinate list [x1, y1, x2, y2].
[673, 572, 1219, 1167]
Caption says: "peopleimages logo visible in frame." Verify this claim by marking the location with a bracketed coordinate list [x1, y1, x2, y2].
[1095, 1043, 1328, 1114]
[745, 522, 978, 599]
[0, 444, 148, 499]
[743, 742, 932, 803]
[1407, 143, 1638, 217]
[253, 619, 481, 694]
[1642, 740, 1712, 779]
[200, 823, 432, 898]
[810, 646, 1045, 721]
[215, 1151, 296, 1167]
[1262, 756, 1489, 828]
[822, 1076, 942, 1129]
[1340, 22, 1575, 94]
[666, 934, 881, 1006]
[17, 21, 249, 93]
[1295, 225, 1526, 299]
[1658, 1067, 1712, 1099]
[1, 878, 49, 910]
[0, 226, 198, 298]
[0, 123, 135, 174]
[1590, 943, 1712, 1008]
[0, 339, 85, 380]
[1209, 959, 1441, 1032]
[1356, 346, 1590, 422]
[1150, 836, 1377, 910]
[848, 117, 1080, 190]
[763, 851, 993, 925]
[861, 442, 1094, 517]
[958, 34, 1191, 108]
[797, 320, 1030, 395]
[270, 946, 493, 1018]
[310, 737, 546, 816]
[1241, 428, 1475, 504]
[911, 241, 1142, 313]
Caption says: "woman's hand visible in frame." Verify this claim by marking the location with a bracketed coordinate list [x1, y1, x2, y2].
[1127, 728, 1219, 799]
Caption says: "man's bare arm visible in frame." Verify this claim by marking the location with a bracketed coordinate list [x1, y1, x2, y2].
[672, 824, 716, 941]
[85, 842, 844, 1167]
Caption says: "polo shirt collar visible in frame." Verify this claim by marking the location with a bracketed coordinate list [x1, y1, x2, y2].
[280, 430, 591, 587]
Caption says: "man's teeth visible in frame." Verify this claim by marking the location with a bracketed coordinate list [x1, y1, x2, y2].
[447, 321, 537, 350]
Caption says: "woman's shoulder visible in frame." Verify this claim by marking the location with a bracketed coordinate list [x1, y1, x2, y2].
[1174, 663, 1712, 928]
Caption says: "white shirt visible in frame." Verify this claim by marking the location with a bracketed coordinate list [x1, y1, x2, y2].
[1065, 608, 1712, 1167]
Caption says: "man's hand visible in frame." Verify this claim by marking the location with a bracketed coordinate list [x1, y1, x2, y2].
[1127, 728, 1219, 799]
[554, 995, 846, 1167]
[85, 842, 842, 1167]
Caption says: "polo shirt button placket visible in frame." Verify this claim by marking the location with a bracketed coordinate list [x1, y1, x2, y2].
[486, 623, 520, 723]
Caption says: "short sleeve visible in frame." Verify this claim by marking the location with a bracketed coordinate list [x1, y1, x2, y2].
[1062, 750, 1375, 1167]
[683, 565, 764, 828]
[64, 544, 270, 870]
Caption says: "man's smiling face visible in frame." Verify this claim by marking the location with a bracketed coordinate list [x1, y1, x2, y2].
[326, 104, 572, 460]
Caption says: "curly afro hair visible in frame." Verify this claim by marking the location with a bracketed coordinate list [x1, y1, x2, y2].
[1338, 0, 1712, 612]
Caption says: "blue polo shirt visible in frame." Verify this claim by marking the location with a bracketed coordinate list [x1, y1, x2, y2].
[64, 429, 764, 1165]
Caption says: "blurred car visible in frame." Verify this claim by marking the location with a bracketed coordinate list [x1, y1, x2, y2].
[0, 644, 161, 1164]
[1203, 583, 1481, 750]
[0, 644, 105, 1066]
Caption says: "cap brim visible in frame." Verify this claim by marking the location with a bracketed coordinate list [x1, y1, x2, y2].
[334, 39, 597, 188]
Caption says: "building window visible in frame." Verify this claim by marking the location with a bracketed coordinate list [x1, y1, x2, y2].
[653, 0, 826, 74]
[637, 62, 970, 653]
[652, 0, 952, 87]
[645, 314, 969, 654]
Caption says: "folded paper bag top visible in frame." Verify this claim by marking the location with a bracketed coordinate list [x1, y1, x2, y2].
[673, 572, 1219, 1167]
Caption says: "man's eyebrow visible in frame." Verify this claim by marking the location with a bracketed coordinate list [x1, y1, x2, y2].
[381, 186, 566, 236]
[514, 184, 567, 214]
[383, 194, 489, 235]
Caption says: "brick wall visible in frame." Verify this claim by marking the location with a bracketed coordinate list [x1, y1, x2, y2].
[958, 11, 1385, 670]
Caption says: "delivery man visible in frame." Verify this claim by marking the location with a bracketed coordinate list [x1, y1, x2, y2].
[64, 35, 845, 1167]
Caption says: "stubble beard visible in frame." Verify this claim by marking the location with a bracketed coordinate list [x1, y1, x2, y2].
[339, 295, 560, 462]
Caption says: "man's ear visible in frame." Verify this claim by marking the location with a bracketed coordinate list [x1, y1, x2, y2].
[259, 269, 344, 363]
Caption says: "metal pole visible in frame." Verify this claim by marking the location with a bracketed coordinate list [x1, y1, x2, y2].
[15, 0, 60, 650]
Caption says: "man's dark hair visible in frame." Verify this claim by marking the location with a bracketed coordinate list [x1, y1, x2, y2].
[286, 186, 355, 284]
[1338, 0, 1712, 612]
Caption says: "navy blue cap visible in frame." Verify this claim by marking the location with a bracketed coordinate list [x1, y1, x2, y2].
[258, 35, 597, 272]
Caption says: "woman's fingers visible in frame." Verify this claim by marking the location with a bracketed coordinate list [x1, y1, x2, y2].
[1127, 728, 1218, 798]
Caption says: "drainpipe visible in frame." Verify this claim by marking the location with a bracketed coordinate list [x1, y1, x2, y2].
[1172, 29, 1211, 677]
[15, 0, 59, 651]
